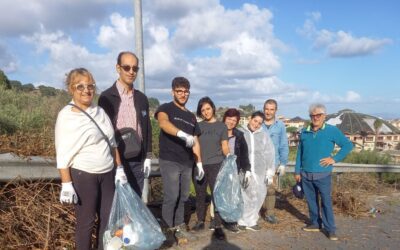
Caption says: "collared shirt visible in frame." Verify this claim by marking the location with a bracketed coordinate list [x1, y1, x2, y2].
[115, 80, 142, 140]
[262, 119, 289, 167]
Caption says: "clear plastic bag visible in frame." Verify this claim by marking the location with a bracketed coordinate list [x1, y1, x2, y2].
[103, 183, 165, 250]
[213, 155, 244, 222]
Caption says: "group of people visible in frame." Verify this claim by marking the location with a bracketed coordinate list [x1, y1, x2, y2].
[55, 51, 353, 249]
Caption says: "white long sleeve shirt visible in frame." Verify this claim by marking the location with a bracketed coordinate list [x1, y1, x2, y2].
[55, 102, 117, 173]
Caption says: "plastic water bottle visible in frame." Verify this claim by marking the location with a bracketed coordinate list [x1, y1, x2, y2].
[123, 224, 138, 246]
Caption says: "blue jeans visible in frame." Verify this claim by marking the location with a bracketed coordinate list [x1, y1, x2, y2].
[302, 174, 336, 233]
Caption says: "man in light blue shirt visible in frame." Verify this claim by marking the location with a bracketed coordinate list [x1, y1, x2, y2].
[261, 99, 289, 224]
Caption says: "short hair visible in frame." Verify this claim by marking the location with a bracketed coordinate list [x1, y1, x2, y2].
[223, 108, 241, 124]
[196, 96, 216, 117]
[309, 103, 327, 114]
[264, 99, 278, 110]
[172, 76, 190, 90]
[65, 68, 95, 92]
[251, 111, 265, 121]
[117, 51, 139, 65]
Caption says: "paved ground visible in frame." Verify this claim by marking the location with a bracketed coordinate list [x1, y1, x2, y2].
[163, 192, 400, 250]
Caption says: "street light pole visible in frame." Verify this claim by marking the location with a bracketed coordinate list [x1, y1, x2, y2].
[133, 0, 149, 203]
[134, 0, 145, 93]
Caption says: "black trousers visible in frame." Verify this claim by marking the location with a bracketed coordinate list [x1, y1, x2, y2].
[193, 162, 223, 227]
[71, 168, 115, 250]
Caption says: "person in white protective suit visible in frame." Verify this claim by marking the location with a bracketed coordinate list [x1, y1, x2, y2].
[238, 111, 275, 231]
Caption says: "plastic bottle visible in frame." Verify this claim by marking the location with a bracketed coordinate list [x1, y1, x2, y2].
[123, 223, 138, 246]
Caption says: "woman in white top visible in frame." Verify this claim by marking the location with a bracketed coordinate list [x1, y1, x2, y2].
[238, 111, 275, 231]
[55, 68, 127, 250]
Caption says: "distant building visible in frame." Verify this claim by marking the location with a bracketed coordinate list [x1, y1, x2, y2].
[326, 109, 400, 151]
[389, 119, 400, 130]
[284, 116, 307, 129]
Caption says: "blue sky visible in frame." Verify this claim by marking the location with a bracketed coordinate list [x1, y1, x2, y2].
[0, 0, 399, 118]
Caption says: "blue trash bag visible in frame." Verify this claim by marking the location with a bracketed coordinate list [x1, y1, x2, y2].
[213, 154, 244, 222]
[103, 183, 165, 250]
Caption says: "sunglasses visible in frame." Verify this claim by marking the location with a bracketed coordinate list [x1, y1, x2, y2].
[75, 83, 96, 92]
[174, 89, 190, 95]
[120, 65, 139, 73]
[310, 113, 324, 119]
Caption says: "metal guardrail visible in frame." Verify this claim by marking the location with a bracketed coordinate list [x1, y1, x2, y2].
[1, 153, 400, 182]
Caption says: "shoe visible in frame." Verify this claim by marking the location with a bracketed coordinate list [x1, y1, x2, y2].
[192, 221, 205, 231]
[213, 227, 227, 241]
[264, 215, 279, 224]
[159, 229, 175, 249]
[246, 224, 261, 231]
[224, 222, 240, 233]
[174, 224, 197, 245]
[238, 225, 246, 231]
[302, 224, 321, 232]
[209, 219, 216, 231]
[328, 232, 339, 241]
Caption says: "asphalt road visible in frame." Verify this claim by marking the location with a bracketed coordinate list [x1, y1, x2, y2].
[165, 192, 400, 250]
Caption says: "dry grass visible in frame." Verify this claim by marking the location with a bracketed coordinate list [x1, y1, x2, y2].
[0, 130, 55, 157]
[0, 174, 397, 248]
[0, 179, 75, 249]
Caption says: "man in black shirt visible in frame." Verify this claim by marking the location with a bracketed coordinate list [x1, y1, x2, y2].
[155, 77, 204, 246]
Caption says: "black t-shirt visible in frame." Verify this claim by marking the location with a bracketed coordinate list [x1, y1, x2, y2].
[155, 102, 200, 164]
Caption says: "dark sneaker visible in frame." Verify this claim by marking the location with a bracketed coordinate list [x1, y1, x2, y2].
[328, 232, 339, 241]
[302, 224, 321, 232]
[192, 221, 205, 231]
[246, 224, 261, 231]
[224, 222, 240, 233]
[160, 229, 176, 249]
[213, 227, 227, 241]
[209, 219, 216, 231]
[264, 215, 279, 224]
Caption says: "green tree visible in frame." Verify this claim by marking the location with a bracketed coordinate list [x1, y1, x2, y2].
[373, 119, 383, 149]
[148, 97, 160, 110]
[0, 70, 11, 89]
[38, 85, 57, 96]
[286, 126, 298, 133]
[21, 83, 35, 92]
[239, 104, 255, 115]
[10, 80, 22, 90]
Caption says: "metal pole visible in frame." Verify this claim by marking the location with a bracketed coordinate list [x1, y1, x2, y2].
[133, 0, 149, 203]
[134, 0, 145, 93]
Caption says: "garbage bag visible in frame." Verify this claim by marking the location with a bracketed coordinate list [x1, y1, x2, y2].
[103, 183, 165, 250]
[213, 154, 244, 222]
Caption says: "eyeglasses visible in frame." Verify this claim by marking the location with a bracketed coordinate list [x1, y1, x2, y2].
[310, 113, 324, 119]
[174, 89, 190, 95]
[120, 65, 139, 73]
[74, 83, 96, 92]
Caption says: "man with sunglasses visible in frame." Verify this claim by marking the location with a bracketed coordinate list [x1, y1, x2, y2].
[155, 77, 204, 246]
[295, 103, 353, 241]
[98, 51, 152, 197]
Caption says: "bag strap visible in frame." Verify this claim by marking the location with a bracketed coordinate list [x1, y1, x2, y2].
[68, 103, 114, 155]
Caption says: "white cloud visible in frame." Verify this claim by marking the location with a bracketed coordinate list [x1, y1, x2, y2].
[0, 43, 18, 73]
[298, 13, 392, 57]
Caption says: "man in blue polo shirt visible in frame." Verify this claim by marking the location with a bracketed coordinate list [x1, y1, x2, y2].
[295, 103, 353, 241]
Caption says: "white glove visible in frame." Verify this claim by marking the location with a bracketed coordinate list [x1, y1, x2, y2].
[265, 168, 274, 185]
[115, 165, 128, 185]
[143, 158, 151, 178]
[242, 171, 252, 189]
[60, 182, 78, 204]
[277, 165, 286, 176]
[177, 130, 195, 148]
[196, 162, 205, 181]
